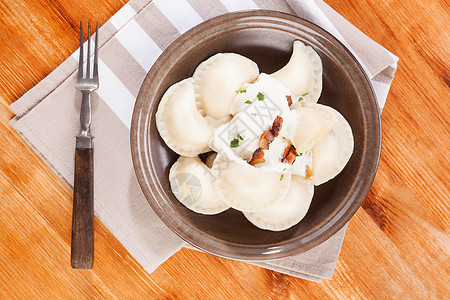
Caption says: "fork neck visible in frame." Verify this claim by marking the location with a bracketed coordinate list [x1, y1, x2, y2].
[76, 91, 93, 149]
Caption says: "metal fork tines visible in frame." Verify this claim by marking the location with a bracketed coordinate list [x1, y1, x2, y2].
[75, 20, 99, 148]
[71, 20, 99, 269]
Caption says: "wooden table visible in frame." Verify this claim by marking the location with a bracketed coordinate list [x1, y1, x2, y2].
[0, 0, 448, 298]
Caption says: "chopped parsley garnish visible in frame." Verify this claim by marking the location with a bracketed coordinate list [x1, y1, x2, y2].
[231, 134, 244, 148]
[282, 168, 286, 172]
[298, 92, 309, 102]
[245, 100, 252, 104]
[296, 152, 303, 157]
[280, 174, 285, 181]
[230, 138, 240, 148]
[251, 113, 257, 117]
[236, 89, 247, 94]
[257, 92, 265, 101]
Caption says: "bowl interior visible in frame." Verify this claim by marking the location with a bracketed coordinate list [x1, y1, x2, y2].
[132, 11, 380, 260]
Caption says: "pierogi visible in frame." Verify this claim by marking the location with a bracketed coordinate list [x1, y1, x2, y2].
[169, 156, 229, 214]
[193, 53, 259, 119]
[211, 154, 291, 212]
[271, 40, 322, 103]
[155, 41, 354, 231]
[244, 175, 314, 231]
[156, 78, 212, 156]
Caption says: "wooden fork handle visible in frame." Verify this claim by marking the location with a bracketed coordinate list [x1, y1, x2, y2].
[71, 147, 94, 269]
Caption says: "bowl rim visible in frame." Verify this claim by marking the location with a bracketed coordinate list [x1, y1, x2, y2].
[130, 9, 381, 261]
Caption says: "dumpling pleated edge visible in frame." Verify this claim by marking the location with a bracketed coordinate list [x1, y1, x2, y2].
[243, 176, 314, 231]
[211, 155, 292, 212]
[272, 40, 323, 104]
[169, 156, 230, 214]
[155, 78, 213, 157]
[192, 53, 259, 119]
[311, 105, 354, 186]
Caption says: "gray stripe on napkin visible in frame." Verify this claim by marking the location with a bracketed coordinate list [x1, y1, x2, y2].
[135, 4, 181, 50]
[102, 38, 147, 97]
[253, 0, 295, 13]
[187, 0, 229, 19]
[129, 0, 153, 12]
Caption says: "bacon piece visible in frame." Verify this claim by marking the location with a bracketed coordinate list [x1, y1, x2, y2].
[270, 115, 283, 138]
[258, 130, 274, 150]
[286, 95, 292, 106]
[305, 165, 313, 179]
[249, 148, 265, 165]
[254, 115, 284, 164]
[282, 143, 291, 159]
[281, 143, 297, 164]
[257, 116, 283, 150]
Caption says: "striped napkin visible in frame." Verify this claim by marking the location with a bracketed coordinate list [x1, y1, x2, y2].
[10, 0, 398, 282]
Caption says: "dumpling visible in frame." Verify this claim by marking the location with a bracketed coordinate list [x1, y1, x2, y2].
[211, 155, 291, 212]
[169, 156, 229, 214]
[310, 105, 354, 185]
[193, 53, 259, 119]
[156, 78, 213, 157]
[244, 176, 314, 231]
[271, 40, 322, 103]
[291, 103, 337, 154]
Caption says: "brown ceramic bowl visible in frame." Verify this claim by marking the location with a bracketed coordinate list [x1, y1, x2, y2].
[130, 10, 381, 261]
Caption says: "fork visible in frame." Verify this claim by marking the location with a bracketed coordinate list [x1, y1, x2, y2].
[71, 20, 99, 269]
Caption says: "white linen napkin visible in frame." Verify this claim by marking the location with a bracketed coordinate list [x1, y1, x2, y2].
[10, 0, 398, 282]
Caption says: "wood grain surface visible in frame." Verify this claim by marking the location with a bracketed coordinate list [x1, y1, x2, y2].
[0, 0, 449, 298]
